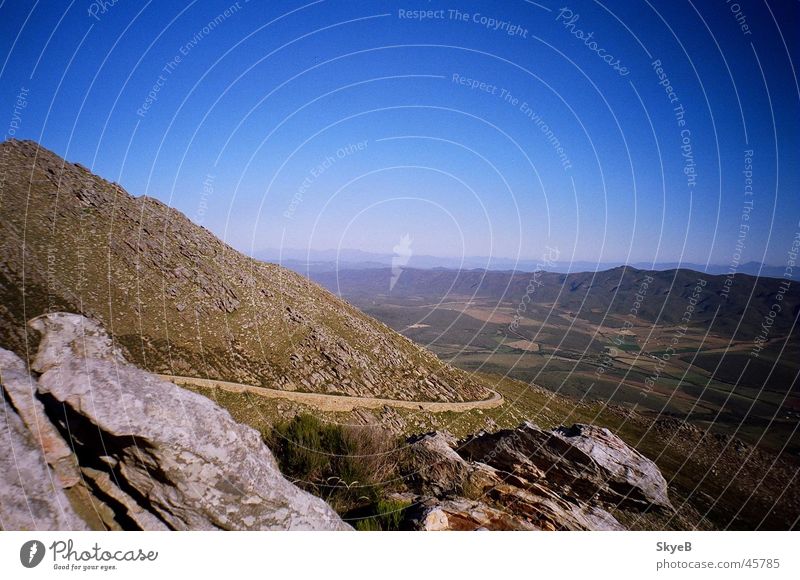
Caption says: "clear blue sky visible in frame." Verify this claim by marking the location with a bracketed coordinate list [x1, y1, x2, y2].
[1, 0, 798, 267]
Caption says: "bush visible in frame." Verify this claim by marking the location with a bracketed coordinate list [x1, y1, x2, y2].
[350, 499, 410, 531]
[264, 414, 403, 515]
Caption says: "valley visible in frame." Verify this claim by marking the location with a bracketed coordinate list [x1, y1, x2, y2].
[308, 268, 800, 456]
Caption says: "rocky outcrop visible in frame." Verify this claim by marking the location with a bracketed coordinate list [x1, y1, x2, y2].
[481, 480, 625, 531]
[402, 421, 672, 531]
[410, 496, 537, 531]
[460, 422, 672, 511]
[554, 423, 672, 509]
[404, 432, 474, 497]
[0, 349, 81, 489]
[0, 313, 350, 531]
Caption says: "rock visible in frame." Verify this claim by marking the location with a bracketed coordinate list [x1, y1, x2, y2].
[0, 349, 80, 488]
[483, 417, 498, 432]
[410, 497, 536, 531]
[421, 506, 450, 530]
[404, 432, 473, 497]
[483, 481, 624, 531]
[12, 312, 350, 531]
[459, 421, 672, 511]
[403, 430, 625, 530]
[553, 424, 672, 510]
[81, 467, 170, 531]
[1, 350, 89, 530]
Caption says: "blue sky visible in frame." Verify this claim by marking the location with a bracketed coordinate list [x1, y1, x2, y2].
[1, 0, 798, 268]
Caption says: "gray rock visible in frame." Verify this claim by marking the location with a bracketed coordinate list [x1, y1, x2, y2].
[460, 421, 672, 511]
[0, 349, 89, 530]
[24, 312, 351, 530]
[405, 432, 473, 497]
[0, 349, 80, 488]
[553, 423, 672, 510]
[404, 430, 624, 530]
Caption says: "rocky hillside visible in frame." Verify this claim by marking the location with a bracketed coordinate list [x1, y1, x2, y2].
[0, 139, 488, 402]
[0, 313, 349, 530]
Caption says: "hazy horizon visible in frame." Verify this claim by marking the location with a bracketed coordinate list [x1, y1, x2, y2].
[256, 244, 791, 269]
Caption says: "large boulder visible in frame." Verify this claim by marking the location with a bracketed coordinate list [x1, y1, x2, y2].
[459, 421, 672, 511]
[404, 432, 474, 497]
[1, 312, 350, 530]
[553, 424, 672, 510]
[403, 430, 625, 530]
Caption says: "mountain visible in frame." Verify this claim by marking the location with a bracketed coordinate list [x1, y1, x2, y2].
[259, 248, 797, 280]
[308, 266, 799, 337]
[0, 139, 488, 402]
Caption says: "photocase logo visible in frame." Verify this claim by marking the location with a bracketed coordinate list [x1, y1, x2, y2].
[390, 234, 413, 291]
[20, 540, 45, 568]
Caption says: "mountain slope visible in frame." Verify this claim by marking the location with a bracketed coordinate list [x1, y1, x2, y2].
[0, 139, 488, 402]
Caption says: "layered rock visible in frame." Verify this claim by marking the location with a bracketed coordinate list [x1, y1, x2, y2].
[411, 496, 537, 531]
[404, 432, 474, 497]
[459, 422, 672, 511]
[1, 354, 88, 530]
[0, 349, 81, 489]
[0, 312, 350, 531]
[401, 422, 672, 531]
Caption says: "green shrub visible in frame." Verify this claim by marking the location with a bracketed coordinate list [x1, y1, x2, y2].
[263, 414, 402, 515]
[349, 499, 410, 531]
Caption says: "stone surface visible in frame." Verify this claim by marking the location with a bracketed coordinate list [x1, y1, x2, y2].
[482, 481, 625, 531]
[553, 423, 672, 510]
[0, 349, 81, 488]
[405, 432, 473, 497]
[412, 497, 537, 531]
[2, 313, 351, 531]
[402, 420, 675, 529]
[459, 421, 672, 511]
[0, 349, 88, 531]
[403, 429, 626, 530]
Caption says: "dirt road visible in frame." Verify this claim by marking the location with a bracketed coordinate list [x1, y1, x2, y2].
[159, 374, 504, 413]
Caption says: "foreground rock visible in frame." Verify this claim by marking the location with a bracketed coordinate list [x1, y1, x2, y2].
[460, 421, 672, 511]
[402, 422, 672, 530]
[1, 351, 88, 530]
[0, 349, 82, 489]
[410, 496, 537, 531]
[0, 313, 350, 531]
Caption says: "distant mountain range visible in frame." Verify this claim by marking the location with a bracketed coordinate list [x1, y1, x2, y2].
[306, 266, 800, 339]
[257, 248, 796, 280]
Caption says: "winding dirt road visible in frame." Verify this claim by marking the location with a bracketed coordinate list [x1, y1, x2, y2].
[159, 374, 504, 413]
